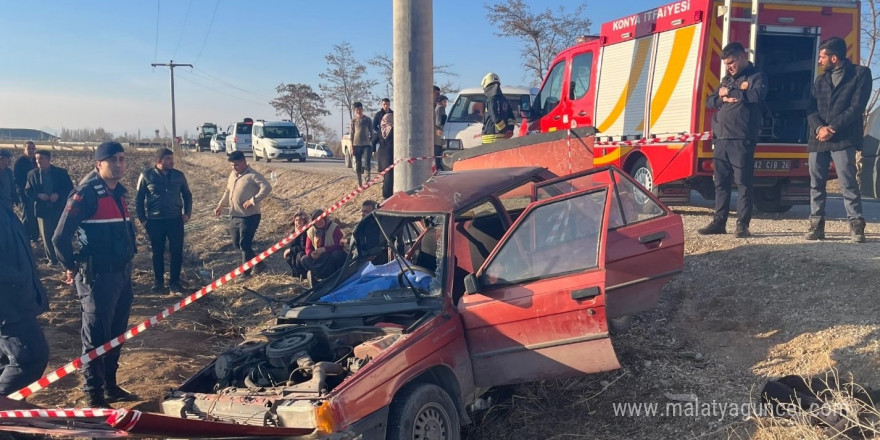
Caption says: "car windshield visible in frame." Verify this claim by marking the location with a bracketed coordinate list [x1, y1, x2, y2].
[307, 213, 446, 304]
[265, 126, 300, 139]
[447, 93, 529, 123]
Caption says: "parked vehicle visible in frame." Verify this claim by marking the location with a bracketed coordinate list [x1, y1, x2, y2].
[225, 118, 254, 155]
[196, 122, 218, 152]
[308, 142, 334, 158]
[0, 165, 684, 439]
[340, 133, 352, 168]
[443, 86, 534, 150]
[252, 120, 306, 163]
[209, 133, 227, 153]
[518, 0, 859, 213]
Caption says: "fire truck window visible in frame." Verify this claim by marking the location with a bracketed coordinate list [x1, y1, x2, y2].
[570, 52, 593, 100]
[535, 60, 566, 117]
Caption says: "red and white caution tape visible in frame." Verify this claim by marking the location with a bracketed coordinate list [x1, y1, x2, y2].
[6, 155, 437, 402]
[0, 408, 118, 419]
[593, 131, 713, 146]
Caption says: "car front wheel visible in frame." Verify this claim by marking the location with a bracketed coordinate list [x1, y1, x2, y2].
[387, 383, 460, 440]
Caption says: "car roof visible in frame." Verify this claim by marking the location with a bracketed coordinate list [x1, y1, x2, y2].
[379, 166, 553, 215]
[257, 120, 296, 126]
[456, 86, 533, 95]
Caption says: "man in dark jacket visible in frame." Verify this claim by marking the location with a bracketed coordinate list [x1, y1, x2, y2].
[53, 141, 138, 408]
[0, 202, 50, 396]
[13, 141, 38, 241]
[481, 72, 517, 144]
[805, 37, 872, 243]
[25, 150, 74, 265]
[135, 148, 193, 294]
[371, 98, 392, 159]
[699, 42, 767, 238]
[0, 150, 18, 210]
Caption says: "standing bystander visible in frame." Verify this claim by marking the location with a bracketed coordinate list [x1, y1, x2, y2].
[804, 37, 872, 243]
[372, 98, 392, 163]
[214, 151, 273, 277]
[377, 112, 395, 199]
[0, 150, 18, 210]
[25, 150, 74, 265]
[135, 148, 193, 294]
[434, 94, 449, 171]
[13, 142, 38, 242]
[699, 42, 767, 238]
[0, 202, 50, 397]
[53, 141, 137, 408]
[350, 102, 375, 187]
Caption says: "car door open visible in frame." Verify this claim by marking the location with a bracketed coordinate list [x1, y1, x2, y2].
[458, 186, 619, 387]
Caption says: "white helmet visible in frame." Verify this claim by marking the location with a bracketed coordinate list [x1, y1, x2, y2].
[481, 72, 500, 89]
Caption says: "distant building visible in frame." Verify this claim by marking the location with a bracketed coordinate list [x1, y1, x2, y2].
[0, 128, 58, 141]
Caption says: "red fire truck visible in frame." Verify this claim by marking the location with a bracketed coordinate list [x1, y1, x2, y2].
[519, 0, 860, 212]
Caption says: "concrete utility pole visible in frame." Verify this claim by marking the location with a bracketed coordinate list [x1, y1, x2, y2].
[151, 60, 192, 152]
[392, 0, 433, 192]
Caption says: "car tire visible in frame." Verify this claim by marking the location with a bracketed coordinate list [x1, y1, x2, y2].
[628, 156, 659, 204]
[344, 150, 352, 168]
[299, 156, 306, 163]
[387, 383, 460, 440]
[266, 157, 272, 163]
[754, 186, 793, 213]
[286, 158, 293, 162]
[255, 149, 261, 161]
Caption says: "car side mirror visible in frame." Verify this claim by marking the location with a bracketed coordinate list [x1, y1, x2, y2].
[463, 273, 479, 295]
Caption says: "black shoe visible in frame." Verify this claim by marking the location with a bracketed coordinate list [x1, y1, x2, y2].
[150, 283, 167, 294]
[698, 221, 726, 235]
[734, 225, 751, 238]
[84, 393, 112, 408]
[105, 385, 138, 402]
[168, 282, 187, 295]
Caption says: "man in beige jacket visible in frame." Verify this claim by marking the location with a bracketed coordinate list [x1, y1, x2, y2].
[214, 151, 272, 276]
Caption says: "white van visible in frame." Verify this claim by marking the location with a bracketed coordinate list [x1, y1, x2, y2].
[225, 118, 253, 155]
[441, 86, 534, 149]
[252, 120, 307, 163]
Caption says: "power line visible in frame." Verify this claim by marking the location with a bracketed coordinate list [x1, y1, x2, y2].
[153, 0, 161, 62]
[176, 73, 270, 107]
[194, 0, 220, 66]
[172, 0, 193, 60]
[189, 67, 274, 101]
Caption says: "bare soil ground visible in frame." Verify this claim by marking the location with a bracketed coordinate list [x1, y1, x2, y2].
[11, 147, 880, 440]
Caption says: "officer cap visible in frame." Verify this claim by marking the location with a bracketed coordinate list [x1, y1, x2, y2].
[95, 141, 125, 161]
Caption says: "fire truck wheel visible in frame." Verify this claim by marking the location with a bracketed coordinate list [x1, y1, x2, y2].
[754, 187, 793, 213]
[629, 157, 654, 192]
[387, 383, 460, 440]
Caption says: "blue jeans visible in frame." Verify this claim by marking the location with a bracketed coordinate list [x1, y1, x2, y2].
[809, 148, 863, 220]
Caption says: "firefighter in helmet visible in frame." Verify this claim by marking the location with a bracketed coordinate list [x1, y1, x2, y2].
[481, 72, 517, 144]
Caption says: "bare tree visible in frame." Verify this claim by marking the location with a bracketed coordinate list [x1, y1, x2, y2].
[270, 83, 331, 142]
[369, 53, 460, 98]
[484, 0, 591, 85]
[319, 42, 379, 121]
[863, 0, 880, 114]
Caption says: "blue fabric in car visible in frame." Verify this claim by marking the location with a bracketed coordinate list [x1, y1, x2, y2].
[319, 260, 433, 302]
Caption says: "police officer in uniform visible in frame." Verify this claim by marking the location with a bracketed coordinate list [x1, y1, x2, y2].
[53, 141, 137, 408]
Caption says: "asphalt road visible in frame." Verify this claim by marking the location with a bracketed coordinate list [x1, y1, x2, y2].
[690, 191, 880, 220]
[195, 150, 353, 175]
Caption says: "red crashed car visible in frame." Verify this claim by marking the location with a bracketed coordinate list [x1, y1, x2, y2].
[0, 165, 683, 439]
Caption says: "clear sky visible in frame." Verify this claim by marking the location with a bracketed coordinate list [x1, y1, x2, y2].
[0, 0, 662, 141]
